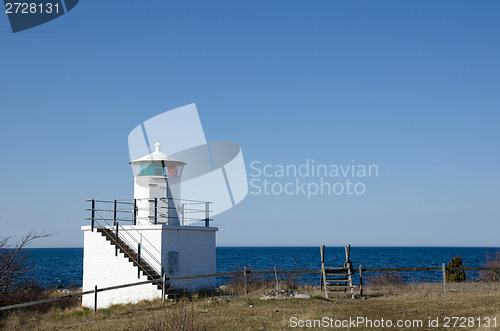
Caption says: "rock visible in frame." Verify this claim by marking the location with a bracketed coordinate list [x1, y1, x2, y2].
[218, 285, 229, 292]
[260, 289, 311, 300]
[208, 296, 232, 303]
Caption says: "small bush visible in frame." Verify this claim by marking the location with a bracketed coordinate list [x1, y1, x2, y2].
[479, 251, 500, 282]
[446, 256, 466, 282]
[0, 281, 79, 319]
[367, 272, 404, 286]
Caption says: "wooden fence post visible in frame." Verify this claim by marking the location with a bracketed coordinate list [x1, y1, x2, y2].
[442, 263, 447, 293]
[320, 245, 325, 290]
[359, 265, 363, 297]
[243, 267, 247, 297]
[94, 285, 98, 313]
[274, 266, 279, 290]
[162, 273, 166, 306]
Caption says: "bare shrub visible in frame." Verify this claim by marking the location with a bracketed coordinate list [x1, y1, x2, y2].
[0, 231, 51, 292]
[0, 281, 79, 318]
[367, 272, 404, 286]
[224, 268, 274, 295]
[479, 251, 500, 282]
[278, 272, 301, 290]
[0, 232, 78, 317]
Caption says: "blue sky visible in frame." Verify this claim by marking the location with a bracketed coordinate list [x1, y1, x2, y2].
[0, 1, 499, 247]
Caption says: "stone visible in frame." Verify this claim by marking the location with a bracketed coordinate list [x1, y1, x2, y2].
[260, 289, 311, 300]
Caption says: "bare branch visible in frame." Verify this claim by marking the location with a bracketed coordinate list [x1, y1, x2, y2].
[0, 231, 54, 292]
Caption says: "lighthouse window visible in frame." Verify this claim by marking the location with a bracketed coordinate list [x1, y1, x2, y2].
[168, 166, 177, 177]
[139, 162, 164, 176]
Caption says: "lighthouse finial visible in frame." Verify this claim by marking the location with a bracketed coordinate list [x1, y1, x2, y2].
[154, 141, 162, 153]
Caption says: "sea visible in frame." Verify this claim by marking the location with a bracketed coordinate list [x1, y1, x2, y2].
[24, 247, 499, 289]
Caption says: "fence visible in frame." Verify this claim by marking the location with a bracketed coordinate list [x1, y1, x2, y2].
[1, 265, 499, 313]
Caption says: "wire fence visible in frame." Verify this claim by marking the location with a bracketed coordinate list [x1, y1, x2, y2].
[1, 265, 499, 313]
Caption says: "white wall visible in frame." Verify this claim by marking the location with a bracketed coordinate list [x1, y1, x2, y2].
[82, 224, 217, 309]
[162, 226, 217, 291]
[81, 226, 161, 309]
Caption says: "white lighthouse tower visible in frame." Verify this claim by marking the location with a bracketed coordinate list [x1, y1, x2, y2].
[131, 141, 186, 226]
[81, 142, 218, 309]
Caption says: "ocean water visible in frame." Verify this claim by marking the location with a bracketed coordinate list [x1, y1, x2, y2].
[24, 247, 499, 289]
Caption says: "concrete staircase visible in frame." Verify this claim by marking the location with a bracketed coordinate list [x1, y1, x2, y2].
[96, 228, 165, 291]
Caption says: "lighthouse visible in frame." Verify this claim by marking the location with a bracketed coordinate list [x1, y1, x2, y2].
[81, 141, 218, 309]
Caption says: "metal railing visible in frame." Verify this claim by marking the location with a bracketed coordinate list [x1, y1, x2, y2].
[86, 198, 213, 227]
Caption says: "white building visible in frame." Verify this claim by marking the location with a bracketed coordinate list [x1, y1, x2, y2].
[82, 142, 218, 309]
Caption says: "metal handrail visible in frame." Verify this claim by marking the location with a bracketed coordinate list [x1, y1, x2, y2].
[87, 199, 213, 225]
[92, 201, 162, 276]
[93, 201, 162, 263]
[88, 198, 213, 204]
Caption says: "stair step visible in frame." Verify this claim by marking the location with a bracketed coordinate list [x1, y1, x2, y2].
[327, 285, 355, 289]
[326, 274, 349, 277]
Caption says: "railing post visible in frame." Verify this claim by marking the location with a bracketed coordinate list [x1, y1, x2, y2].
[115, 222, 119, 256]
[243, 266, 247, 297]
[442, 263, 447, 293]
[137, 243, 141, 279]
[359, 265, 363, 297]
[154, 198, 158, 225]
[133, 199, 137, 225]
[181, 203, 185, 226]
[205, 202, 210, 227]
[113, 199, 117, 224]
[94, 285, 98, 313]
[91, 199, 95, 232]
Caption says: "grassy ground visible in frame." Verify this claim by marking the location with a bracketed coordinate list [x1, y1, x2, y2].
[1, 282, 499, 330]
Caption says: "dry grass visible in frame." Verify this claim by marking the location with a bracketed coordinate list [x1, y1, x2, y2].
[1, 282, 499, 330]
